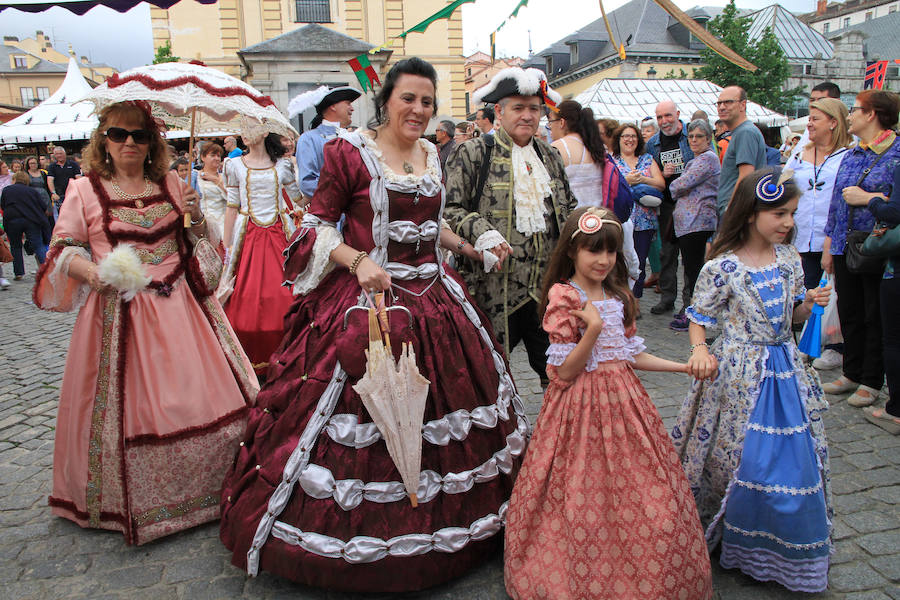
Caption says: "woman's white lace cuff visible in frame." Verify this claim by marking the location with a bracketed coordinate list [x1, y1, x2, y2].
[474, 230, 507, 273]
[291, 225, 343, 295]
[42, 247, 92, 312]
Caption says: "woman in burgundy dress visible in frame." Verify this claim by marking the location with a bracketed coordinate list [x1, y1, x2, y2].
[219, 58, 529, 592]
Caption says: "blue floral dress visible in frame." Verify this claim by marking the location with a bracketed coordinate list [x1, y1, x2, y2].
[671, 244, 832, 593]
[612, 153, 658, 232]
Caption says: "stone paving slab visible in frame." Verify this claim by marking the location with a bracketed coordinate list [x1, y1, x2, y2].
[2, 271, 898, 599]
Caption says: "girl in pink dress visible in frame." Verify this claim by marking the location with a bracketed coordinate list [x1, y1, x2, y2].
[504, 206, 713, 600]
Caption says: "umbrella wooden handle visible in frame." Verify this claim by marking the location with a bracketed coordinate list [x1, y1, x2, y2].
[409, 493, 418, 508]
[374, 292, 392, 352]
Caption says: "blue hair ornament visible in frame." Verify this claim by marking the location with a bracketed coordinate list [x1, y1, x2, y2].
[755, 169, 794, 203]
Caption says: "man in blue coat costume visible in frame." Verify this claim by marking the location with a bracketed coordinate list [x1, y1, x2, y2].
[290, 86, 362, 201]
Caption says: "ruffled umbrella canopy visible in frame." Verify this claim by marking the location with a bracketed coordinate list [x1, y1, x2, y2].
[84, 61, 296, 226]
[83, 61, 295, 139]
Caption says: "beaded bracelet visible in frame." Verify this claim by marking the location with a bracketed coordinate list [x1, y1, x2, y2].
[349, 251, 368, 275]
[690, 342, 708, 354]
[456, 239, 467, 251]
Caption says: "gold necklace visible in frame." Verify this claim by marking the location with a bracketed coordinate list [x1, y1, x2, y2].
[111, 176, 153, 208]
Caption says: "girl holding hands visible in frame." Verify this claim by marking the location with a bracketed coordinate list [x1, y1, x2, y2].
[673, 168, 833, 593]
[504, 206, 712, 600]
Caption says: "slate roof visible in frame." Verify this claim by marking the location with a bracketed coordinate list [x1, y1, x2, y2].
[826, 11, 900, 60]
[525, 0, 703, 75]
[0, 45, 66, 74]
[526, 0, 830, 86]
[241, 23, 373, 55]
[746, 5, 834, 60]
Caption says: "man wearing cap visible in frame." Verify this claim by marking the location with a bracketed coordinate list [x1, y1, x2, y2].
[444, 67, 577, 384]
[290, 86, 362, 201]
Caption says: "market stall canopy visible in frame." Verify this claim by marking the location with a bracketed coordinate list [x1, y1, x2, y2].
[0, 57, 98, 144]
[0, 0, 215, 14]
[573, 78, 788, 127]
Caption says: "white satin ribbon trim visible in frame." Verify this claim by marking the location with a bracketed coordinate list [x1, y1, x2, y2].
[269, 501, 509, 563]
[326, 393, 514, 449]
[388, 220, 439, 244]
[244, 131, 530, 577]
[246, 360, 349, 576]
[384, 261, 439, 280]
[300, 426, 526, 511]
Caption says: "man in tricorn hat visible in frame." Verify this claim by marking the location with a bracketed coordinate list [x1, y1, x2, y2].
[444, 67, 577, 385]
[289, 85, 362, 201]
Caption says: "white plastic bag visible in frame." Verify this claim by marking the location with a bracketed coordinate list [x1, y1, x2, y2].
[821, 275, 842, 346]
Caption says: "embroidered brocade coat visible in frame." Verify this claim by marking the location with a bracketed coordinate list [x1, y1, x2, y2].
[443, 127, 577, 349]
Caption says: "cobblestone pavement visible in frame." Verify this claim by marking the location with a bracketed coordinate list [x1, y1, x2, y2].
[2, 270, 899, 600]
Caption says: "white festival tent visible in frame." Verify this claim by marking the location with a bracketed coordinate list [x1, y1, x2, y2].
[573, 78, 789, 128]
[0, 58, 240, 146]
[0, 57, 99, 144]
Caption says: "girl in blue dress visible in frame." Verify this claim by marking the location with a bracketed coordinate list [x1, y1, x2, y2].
[672, 167, 834, 592]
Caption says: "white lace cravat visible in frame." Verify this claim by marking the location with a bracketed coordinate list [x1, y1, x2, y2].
[511, 141, 551, 236]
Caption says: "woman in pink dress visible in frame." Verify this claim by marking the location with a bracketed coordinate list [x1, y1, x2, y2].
[34, 101, 258, 545]
[504, 207, 712, 600]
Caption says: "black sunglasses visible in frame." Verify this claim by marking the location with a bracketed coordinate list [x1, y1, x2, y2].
[104, 127, 152, 144]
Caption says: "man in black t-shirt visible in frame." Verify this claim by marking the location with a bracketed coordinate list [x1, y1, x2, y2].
[645, 100, 695, 318]
[47, 146, 82, 210]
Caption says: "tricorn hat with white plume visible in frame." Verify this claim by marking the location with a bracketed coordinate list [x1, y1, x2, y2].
[287, 85, 361, 128]
[473, 67, 561, 110]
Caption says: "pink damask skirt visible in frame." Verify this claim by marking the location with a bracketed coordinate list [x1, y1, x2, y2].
[504, 361, 712, 600]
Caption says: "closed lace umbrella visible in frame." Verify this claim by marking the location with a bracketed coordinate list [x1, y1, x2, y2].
[351, 294, 429, 507]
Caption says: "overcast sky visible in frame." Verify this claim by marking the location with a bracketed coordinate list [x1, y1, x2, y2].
[0, 0, 816, 71]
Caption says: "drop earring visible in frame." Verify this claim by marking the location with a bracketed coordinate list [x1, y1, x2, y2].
[105, 152, 110, 164]
[146, 155, 152, 165]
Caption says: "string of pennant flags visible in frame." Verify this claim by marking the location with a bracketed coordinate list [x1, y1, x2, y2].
[864, 60, 900, 90]
[347, 0, 533, 91]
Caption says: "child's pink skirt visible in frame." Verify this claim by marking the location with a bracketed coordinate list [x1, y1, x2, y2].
[504, 361, 712, 600]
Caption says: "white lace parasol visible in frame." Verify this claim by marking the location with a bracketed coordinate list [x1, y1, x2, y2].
[82, 62, 296, 139]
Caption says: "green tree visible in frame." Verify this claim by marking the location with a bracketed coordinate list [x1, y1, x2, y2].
[153, 40, 179, 65]
[694, 0, 804, 113]
[663, 68, 693, 80]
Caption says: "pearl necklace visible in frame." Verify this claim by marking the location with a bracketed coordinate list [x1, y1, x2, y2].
[111, 176, 153, 208]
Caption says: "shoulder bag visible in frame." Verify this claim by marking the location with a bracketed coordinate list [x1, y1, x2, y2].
[861, 220, 900, 258]
[844, 152, 890, 274]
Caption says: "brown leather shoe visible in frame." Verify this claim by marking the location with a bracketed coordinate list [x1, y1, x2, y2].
[644, 273, 659, 287]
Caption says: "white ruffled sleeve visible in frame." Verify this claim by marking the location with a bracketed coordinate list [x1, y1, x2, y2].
[285, 214, 344, 296]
